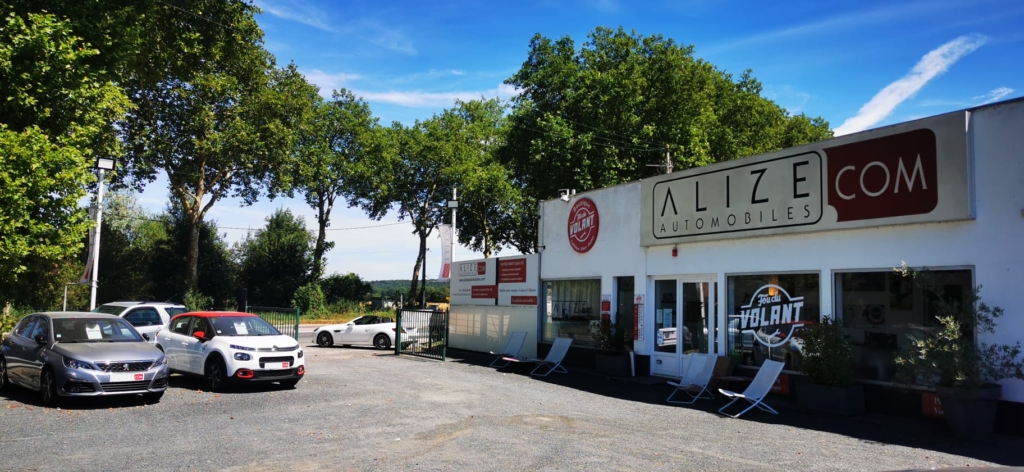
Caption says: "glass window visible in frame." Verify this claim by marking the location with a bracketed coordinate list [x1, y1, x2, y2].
[164, 307, 187, 318]
[836, 269, 972, 382]
[654, 280, 677, 353]
[14, 316, 38, 337]
[191, 317, 212, 337]
[94, 304, 127, 316]
[124, 308, 162, 327]
[52, 318, 143, 343]
[170, 316, 193, 335]
[727, 273, 820, 370]
[543, 279, 601, 348]
[26, 317, 48, 341]
[209, 316, 281, 336]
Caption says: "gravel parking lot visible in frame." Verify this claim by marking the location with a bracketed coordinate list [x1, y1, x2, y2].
[2, 343, 1022, 472]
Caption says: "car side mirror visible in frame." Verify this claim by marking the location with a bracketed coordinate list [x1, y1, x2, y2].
[34, 334, 47, 345]
[193, 331, 206, 341]
[142, 333, 151, 341]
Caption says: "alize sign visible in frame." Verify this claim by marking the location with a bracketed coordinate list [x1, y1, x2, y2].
[641, 112, 971, 245]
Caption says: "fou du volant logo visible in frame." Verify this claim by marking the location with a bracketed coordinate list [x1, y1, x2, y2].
[739, 284, 806, 348]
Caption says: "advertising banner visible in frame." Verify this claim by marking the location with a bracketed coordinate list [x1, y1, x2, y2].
[438, 224, 453, 282]
[640, 112, 972, 246]
[451, 254, 539, 307]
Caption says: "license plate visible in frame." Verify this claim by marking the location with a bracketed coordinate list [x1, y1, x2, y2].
[110, 373, 145, 382]
[265, 362, 289, 369]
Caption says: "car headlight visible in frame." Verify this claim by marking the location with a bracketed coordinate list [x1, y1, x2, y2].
[298, 350, 303, 359]
[234, 353, 252, 361]
[230, 344, 255, 351]
[150, 356, 167, 368]
[63, 356, 95, 370]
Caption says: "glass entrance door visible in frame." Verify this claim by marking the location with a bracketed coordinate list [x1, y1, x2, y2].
[651, 278, 718, 378]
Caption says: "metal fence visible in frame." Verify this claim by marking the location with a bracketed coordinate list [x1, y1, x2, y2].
[395, 308, 447, 361]
[247, 306, 300, 341]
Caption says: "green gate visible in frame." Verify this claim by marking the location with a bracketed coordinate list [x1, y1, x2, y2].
[395, 308, 447, 361]
[247, 306, 300, 341]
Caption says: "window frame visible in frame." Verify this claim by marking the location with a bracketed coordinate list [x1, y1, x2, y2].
[170, 316, 194, 335]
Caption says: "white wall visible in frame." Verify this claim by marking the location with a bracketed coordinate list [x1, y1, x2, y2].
[448, 306, 538, 359]
[535, 99, 1024, 400]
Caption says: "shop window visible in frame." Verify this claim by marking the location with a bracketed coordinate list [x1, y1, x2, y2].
[836, 269, 972, 383]
[543, 279, 601, 348]
[726, 273, 820, 370]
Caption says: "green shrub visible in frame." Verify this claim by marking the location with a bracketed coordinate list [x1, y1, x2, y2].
[292, 282, 326, 316]
[800, 315, 854, 387]
[183, 288, 213, 312]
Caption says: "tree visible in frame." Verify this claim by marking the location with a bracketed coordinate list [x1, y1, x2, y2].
[148, 206, 237, 306]
[288, 89, 379, 280]
[93, 191, 167, 303]
[235, 209, 316, 307]
[347, 99, 509, 305]
[500, 26, 833, 204]
[0, 10, 129, 305]
[321, 273, 373, 303]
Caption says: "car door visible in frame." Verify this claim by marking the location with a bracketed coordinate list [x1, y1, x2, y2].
[337, 318, 359, 342]
[162, 316, 193, 371]
[355, 316, 381, 342]
[123, 308, 163, 341]
[4, 316, 40, 385]
[185, 317, 212, 374]
[22, 317, 52, 389]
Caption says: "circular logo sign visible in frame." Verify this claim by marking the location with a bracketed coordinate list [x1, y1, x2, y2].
[567, 197, 599, 253]
[738, 284, 807, 348]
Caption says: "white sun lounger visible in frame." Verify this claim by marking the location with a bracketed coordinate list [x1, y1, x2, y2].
[717, 359, 786, 418]
[666, 354, 717, 405]
[489, 331, 528, 368]
[503, 336, 573, 377]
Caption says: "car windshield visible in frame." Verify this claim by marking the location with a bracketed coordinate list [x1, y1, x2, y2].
[53, 318, 144, 343]
[165, 307, 187, 317]
[209, 316, 281, 336]
[93, 305, 126, 316]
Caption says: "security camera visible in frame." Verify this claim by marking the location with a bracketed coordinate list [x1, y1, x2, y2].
[558, 189, 571, 202]
[560, 193, 570, 202]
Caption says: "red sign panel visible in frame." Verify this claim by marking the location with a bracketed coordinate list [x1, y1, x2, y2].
[497, 258, 527, 283]
[567, 197, 600, 253]
[134, 374, 144, 381]
[441, 263, 450, 279]
[471, 285, 498, 299]
[601, 300, 611, 312]
[476, 261, 487, 275]
[922, 392, 945, 418]
[510, 296, 538, 305]
[770, 373, 790, 395]
[824, 128, 939, 222]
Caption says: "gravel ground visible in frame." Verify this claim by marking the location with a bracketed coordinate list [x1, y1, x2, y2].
[1, 345, 1022, 472]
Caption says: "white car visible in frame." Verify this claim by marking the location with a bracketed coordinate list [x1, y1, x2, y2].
[93, 301, 188, 343]
[155, 311, 304, 392]
[312, 315, 415, 350]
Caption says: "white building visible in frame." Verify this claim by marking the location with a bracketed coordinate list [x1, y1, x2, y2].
[451, 98, 1024, 421]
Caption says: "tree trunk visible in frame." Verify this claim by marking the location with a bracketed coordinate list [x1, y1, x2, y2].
[407, 236, 424, 307]
[314, 221, 328, 281]
[187, 216, 201, 290]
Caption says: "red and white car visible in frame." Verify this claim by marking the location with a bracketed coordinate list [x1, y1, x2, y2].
[155, 312, 304, 391]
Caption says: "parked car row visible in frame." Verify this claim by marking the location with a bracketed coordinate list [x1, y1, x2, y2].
[312, 315, 416, 350]
[0, 309, 304, 406]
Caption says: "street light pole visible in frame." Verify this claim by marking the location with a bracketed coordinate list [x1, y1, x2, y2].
[89, 168, 106, 311]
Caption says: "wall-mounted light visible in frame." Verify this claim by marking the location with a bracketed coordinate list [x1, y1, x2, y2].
[558, 189, 576, 202]
[95, 157, 116, 171]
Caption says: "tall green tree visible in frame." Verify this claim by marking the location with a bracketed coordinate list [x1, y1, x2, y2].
[320, 273, 373, 303]
[288, 88, 379, 280]
[0, 10, 129, 305]
[347, 99, 509, 305]
[501, 26, 833, 204]
[148, 206, 237, 306]
[235, 209, 316, 307]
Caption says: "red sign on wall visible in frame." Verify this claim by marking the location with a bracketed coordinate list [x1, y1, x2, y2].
[497, 258, 527, 283]
[567, 197, 599, 253]
[824, 128, 939, 222]
[510, 296, 538, 305]
[922, 392, 945, 418]
[770, 373, 790, 395]
[471, 285, 497, 299]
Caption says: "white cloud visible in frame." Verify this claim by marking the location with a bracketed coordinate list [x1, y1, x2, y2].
[344, 19, 417, 55]
[355, 83, 521, 108]
[254, 0, 334, 32]
[918, 86, 1016, 107]
[302, 69, 362, 97]
[763, 85, 811, 114]
[833, 34, 987, 136]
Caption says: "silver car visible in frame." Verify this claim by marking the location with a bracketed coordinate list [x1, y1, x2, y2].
[0, 312, 169, 405]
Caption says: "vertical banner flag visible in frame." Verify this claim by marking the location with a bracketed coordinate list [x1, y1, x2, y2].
[79, 206, 96, 284]
[438, 224, 453, 282]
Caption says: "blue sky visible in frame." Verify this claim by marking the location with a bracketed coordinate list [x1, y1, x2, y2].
[132, 0, 1023, 281]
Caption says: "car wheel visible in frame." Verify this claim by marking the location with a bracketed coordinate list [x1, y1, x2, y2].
[143, 392, 164, 403]
[279, 379, 299, 389]
[39, 369, 60, 406]
[0, 356, 8, 391]
[316, 332, 333, 347]
[205, 357, 227, 392]
[373, 333, 391, 350]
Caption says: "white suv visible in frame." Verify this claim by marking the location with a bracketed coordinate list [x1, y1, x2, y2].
[93, 301, 188, 343]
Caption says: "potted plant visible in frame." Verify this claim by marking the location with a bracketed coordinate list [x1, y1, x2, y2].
[796, 315, 865, 416]
[893, 263, 1024, 438]
[591, 317, 631, 376]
